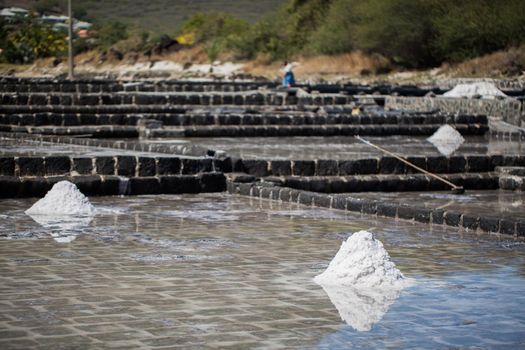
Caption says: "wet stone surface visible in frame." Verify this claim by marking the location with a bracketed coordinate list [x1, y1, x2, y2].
[0, 194, 525, 349]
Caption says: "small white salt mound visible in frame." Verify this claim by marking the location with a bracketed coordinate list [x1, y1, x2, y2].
[315, 231, 406, 288]
[443, 82, 507, 99]
[25, 181, 95, 216]
[427, 124, 465, 156]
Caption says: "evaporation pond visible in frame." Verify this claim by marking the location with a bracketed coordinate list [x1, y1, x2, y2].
[138, 136, 524, 160]
[0, 193, 524, 349]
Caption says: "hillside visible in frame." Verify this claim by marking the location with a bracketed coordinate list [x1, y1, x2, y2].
[0, 0, 285, 33]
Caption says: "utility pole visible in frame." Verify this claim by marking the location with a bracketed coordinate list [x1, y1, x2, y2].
[68, 0, 74, 80]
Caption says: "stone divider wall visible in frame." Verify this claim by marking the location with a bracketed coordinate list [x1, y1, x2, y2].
[0, 155, 230, 178]
[0, 112, 488, 127]
[227, 181, 525, 237]
[385, 96, 524, 127]
[0, 92, 353, 107]
[0, 172, 226, 198]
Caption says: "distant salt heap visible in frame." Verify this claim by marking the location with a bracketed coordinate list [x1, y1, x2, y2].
[25, 181, 95, 216]
[443, 82, 507, 99]
[427, 124, 465, 156]
[315, 231, 411, 331]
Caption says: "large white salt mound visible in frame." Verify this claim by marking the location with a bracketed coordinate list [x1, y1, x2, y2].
[25, 181, 95, 216]
[314, 231, 411, 331]
[427, 124, 465, 156]
[443, 82, 507, 99]
[314, 231, 406, 288]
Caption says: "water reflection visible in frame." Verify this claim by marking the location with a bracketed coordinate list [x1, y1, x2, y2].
[316, 283, 403, 331]
[26, 213, 93, 243]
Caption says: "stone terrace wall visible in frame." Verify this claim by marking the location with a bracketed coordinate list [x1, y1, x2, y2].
[385, 96, 524, 127]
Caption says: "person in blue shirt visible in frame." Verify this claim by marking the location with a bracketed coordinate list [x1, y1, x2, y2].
[282, 61, 296, 87]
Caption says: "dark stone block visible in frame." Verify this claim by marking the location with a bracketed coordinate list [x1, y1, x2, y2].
[238, 183, 253, 196]
[0, 157, 15, 176]
[376, 203, 397, 218]
[332, 196, 346, 210]
[310, 179, 327, 193]
[0, 176, 20, 197]
[329, 178, 346, 193]
[379, 157, 405, 174]
[461, 215, 479, 230]
[426, 156, 448, 173]
[70, 176, 102, 195]
[95, 157, 115, 175]
[242, 160, 269, 177]
[431, 209, 444, 224]
[317, 160, 339, 176]
[18, 157, 44, 176]
[489, 155, 504, 170]
[448, 156, 467, 173]
[414, 208, 432, 223]
[72, 158, 93, 175]
[129, 177, 161, 195]
[361, 200, 377, 215]
[279, 188, 292, 201]
[44, 156, 71, 175]
[479, 217, 500, 233]
[270, 160, 292, 176]
[405, 157, 427, 173]
[339, 159, 378, 175]
[20, 177, 50, 197]
[137, 157, 156, 177]
[517, 221, 525, 237]
[444, 211, 461, 227]
[313, 193, 331, 207]
[346, 197, 363, 212]
[398, 206, 416, 220]
[116, 156, 136, 176]
[466, 155, 490, 172]
[99, 177, 121, 195]
[157, 157, 181, 175]
[199, 172, 226, 192]
[160, 175, 200, 194]
[499, 219, 516, 235]
[298, 191, 314, 206]
[182, 158, 212, 174]
[293, 160, 315, 176]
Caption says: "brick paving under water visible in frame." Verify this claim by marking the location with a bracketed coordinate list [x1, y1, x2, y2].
[1, 194, 525, 349]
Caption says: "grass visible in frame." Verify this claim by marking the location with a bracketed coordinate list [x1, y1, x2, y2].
[0, 0, 285, 34]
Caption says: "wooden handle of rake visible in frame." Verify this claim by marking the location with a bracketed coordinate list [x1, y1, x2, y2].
[355, 135, 464, 193]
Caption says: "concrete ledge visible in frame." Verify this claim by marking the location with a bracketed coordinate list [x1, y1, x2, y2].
[0, 172, 226, 197]
[227, 181, 524, 237]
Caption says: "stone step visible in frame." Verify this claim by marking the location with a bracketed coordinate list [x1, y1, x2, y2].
[274, 173, 498, 193]
[238, 155, 521, 177]
[0, 173, 226, 198]
[0, 112, 488, 127]
[497, 167, 525, 190]
[1, 125, 138, 138]
[145, 123, 488, 138]
[227, 181, 525, 236]
[0, 155, 226, 177]
[0, 92, 353, 106]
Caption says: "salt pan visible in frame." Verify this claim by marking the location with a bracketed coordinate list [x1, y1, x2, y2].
[25, 181, 95, 216]
[427, 124, 465, 156]
[443, 82, 507, 99]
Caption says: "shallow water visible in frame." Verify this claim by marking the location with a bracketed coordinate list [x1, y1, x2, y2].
[0, 194, 524, 349]
[137, 136, 524, 160]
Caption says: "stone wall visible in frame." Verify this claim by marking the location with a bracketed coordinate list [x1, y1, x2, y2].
[385, 96, 524, 127]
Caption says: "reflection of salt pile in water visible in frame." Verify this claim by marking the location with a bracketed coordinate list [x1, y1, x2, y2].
[427, 124, 465, 157]
[315, 231, 411, 331]
[443, 82, 507, 99]
[25, 181, 95, 243]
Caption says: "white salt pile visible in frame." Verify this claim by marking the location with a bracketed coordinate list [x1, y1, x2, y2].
[443, 82, 507, 99]
[25, 181, 95, 216]
[315, 231, 406, 288]
[314, 231, 412, 331]
[427, 124, 465, 156]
